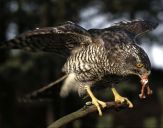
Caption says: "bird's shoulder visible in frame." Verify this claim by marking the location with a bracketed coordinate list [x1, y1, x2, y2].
[88, 27, 134, 49]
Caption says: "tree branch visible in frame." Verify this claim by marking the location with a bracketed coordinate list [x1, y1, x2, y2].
[25, 75, 67, 99]
[48, 101, 129, 128]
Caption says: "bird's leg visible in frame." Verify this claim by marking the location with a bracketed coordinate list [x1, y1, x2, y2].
[85, 85, 106, 116]
[111, 87, 133, 108]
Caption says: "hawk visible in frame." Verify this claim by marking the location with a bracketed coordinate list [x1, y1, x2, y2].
[0, 20, 158, 116]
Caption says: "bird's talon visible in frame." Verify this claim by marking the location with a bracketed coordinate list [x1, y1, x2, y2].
[92, 99, 103, 116]
[115, 98, 133, 108]
[85, 101, 92, 106]
[112, 87, 133, 108]
[97, 100, 107, 108]
[85, 85, 106, 116]
[115, 96, 133, 108]
[91, 99, 107, 116]
[124, 98, 133, 108]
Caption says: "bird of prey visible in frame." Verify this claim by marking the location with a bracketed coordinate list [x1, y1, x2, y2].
[0, 19, 158, 116]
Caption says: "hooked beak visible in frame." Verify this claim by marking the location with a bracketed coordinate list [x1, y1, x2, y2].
[139, 71, 153, 99]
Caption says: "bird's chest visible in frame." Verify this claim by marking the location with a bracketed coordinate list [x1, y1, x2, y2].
[63, 45, 108, 82]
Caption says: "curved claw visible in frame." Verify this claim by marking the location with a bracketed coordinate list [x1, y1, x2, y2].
[91, 98, 107, 116]
[112, 87, 133, 108]
[85, 86, 106, 116]
[122, 98, 133, 108]
[92, 99, 103, 116]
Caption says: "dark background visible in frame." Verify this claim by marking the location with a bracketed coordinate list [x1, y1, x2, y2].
[0, 0, 163, 128]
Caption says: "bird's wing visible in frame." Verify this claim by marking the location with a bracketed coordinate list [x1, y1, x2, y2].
[106, 19, 158, 38]
[88, 20, 158, 47]
[1, 21, 92, 57]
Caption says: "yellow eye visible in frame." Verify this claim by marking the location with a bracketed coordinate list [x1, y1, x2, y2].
[136, 63, 144, 68]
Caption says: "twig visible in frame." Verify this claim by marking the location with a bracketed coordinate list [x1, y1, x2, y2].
[25, 75, 67, 99]
[47, 101, 129, 128]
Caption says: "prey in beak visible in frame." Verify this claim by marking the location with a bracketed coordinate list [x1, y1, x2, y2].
[139, 73, 153, 99]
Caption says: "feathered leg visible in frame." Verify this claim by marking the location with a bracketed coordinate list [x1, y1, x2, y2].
[85, 85, 106, 116]
[111, 87, 133, 108]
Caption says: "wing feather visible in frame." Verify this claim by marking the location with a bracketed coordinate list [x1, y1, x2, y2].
[106, 19, 158, 38]
[1, 21, 92, 57]
[88, 20, 158, 47]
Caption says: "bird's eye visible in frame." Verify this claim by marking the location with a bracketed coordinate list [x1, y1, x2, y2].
[136, 63, 144, 68]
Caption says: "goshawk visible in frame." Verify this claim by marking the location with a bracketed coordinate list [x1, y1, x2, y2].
[0, 19, 158, 116]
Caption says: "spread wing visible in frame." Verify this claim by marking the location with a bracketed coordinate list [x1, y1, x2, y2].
[89, 19, 158, 38]
[88, 20, 158, 47]
[1, 21, 92, 57]
[106, 19, 158, 38]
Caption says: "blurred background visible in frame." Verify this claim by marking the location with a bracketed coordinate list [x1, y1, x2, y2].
[0, 0, 163, 128]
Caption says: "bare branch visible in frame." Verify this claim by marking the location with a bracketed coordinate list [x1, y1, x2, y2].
[26, 75, 67, 99]
[48, 101, 129, 128]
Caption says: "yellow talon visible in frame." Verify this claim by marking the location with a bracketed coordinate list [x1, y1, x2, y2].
[111, 87, 133, 108]
[85, 86, 106, 116]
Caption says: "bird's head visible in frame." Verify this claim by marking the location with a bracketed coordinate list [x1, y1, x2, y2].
[118, 44, 152, 98]
[124, 46, 151, 79]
